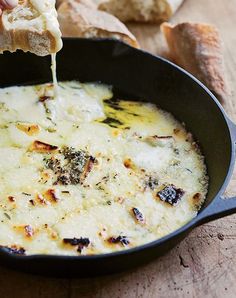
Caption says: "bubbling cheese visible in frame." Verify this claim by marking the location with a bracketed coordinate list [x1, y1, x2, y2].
[0, 82, 208, 256]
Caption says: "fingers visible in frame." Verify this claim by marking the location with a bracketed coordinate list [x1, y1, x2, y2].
[0, 0, 17, 15]
[1, 0, 18, 9]
[0, 0, 18, 16]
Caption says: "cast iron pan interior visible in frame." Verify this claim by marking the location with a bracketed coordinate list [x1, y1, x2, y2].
[0, 39, 233, 276]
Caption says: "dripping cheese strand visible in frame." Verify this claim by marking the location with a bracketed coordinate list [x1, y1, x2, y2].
[51, 53, 59, 98]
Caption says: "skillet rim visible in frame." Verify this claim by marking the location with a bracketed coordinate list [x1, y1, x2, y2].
[0, 38, 234, 261]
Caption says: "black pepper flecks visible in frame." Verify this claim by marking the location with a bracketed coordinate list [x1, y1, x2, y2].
[63, 237, 90, 253]
[0, 246, 26, 256]
[145, 176, 159, 190]
[45, 147, 95, 186]
[22, 192, 31, 196]
[29, 199, 35, 206]
[157, 185, 185, 206]
[108, 236, 130, 246]
[132, 208, 145, 224]
[103, 98, 124, 111]
[46, 157, 61, 173]
[101, 117, 123, 128]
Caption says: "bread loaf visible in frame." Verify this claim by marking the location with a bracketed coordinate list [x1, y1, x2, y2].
[161, 22, 229, 103]
[58, 0, 139, 48]
[98, 0, 184, 23]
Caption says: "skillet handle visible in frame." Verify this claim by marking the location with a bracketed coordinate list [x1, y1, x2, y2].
[227, 117, 236, 141]
[195, 117, 236, 225]
[196, 195, 236, 225]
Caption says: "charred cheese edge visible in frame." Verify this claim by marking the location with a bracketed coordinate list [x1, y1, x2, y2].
[0, 81, 208, 256]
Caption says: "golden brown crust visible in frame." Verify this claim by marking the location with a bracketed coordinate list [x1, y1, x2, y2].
[161, 22, 229, 103]
[0, 28, 57, 56]
[57, 0, 96, 9]
[57, 0, 139, 48]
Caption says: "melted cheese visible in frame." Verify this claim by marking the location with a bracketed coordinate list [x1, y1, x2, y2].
[0, 82, 208, 256]
[51, 53, 59, 97]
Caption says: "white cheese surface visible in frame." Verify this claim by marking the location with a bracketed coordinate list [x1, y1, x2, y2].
[0, 82, 208, 256]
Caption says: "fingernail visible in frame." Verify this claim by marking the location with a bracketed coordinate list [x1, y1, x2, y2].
[5, 0, 18, 7]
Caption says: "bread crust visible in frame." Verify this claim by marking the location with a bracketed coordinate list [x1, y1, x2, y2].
[57, 0, 96, 8]
[98, 0, 184, 23]
[58, 0, 139, 48]
[161, 22, 228, 103]
[0, 27, 58, 56]
[0, 0, 62, 56]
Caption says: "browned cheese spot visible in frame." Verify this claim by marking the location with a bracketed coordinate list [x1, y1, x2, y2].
[124, 158, 134, 169]
[8, 196, 15, 202]
[45, 189, 60, 202]
[24, 225, 34, 238]
[16, 123, 40, 136]
[39, 95, 52, 102]
[29, 140, 58, 153]
[37, 194, 48, 205]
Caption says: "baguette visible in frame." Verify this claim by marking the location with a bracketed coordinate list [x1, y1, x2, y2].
[57, 0, 139, 48]
[98, 0, 184, 23]
[0, 0, 62, 56]
[161, 22, 228, 103]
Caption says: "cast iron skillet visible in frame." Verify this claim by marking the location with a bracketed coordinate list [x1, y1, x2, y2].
[0, 39, 236, 277]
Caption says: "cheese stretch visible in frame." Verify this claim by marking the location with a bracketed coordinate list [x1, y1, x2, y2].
[0, 81, 208, 256]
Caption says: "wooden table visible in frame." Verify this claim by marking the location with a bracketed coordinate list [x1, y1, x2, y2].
[0, 0, 236, 297]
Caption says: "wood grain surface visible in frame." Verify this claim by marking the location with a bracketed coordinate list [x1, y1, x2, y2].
[0, 0, 236, 297]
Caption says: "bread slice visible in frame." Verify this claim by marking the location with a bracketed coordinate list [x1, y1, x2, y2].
[0, 0, 62, 56]
[161, 22, 228, 104]
[57, 0, 139, 48]
[98, 0, 184, 23]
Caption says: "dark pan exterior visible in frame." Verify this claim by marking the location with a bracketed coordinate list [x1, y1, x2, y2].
[0, 39, 236, 277]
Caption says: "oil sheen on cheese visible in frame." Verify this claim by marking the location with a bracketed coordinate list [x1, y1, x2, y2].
[0, 82, 208, 256]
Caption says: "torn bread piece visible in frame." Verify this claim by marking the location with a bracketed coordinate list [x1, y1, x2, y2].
[161, 22, 228, 103]
[98, 0, 184, 23]
[0, 0, 62, 56]
[57, 0, 139, 48]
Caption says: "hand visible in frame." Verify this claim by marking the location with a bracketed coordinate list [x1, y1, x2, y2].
[0, 0, 18, 15]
